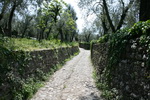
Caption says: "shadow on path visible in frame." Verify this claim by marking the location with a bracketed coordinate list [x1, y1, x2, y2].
[79, 94, 102, 100]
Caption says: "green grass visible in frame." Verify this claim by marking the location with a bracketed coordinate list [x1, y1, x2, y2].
[1, 38, 78, 51]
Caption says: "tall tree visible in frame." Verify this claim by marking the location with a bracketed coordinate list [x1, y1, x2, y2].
[140, 0, 150, 21]
[79, 0, 135, 34]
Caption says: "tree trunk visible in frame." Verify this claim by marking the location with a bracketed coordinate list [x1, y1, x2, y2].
[38, 19, 49, 41]
[39, 28, 45, 41]
[70, 31, 76, 42]
[8, 2, 17, 37]
[22, 17, 33, 38]
[22, 26, 28, 38]
[101, 19, 109, 35]
[140, 0, 150, 21]
[0, 26, 4, 36]
[59, 28, 64, 42]
[102, 0, 116, 33]
[65, 34, 68, 41]
[46, 27, 52, 40]
[85, 33, 91, 42]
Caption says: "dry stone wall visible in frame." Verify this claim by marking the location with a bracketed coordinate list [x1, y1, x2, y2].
[0, 46, 79, 99]
[91, 39, 150, 99]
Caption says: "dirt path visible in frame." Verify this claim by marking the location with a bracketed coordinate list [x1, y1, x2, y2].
[31, 48, 102, 100]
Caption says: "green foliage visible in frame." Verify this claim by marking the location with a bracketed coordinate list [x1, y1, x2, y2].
[93, 20, 150, 99]
[0, 36, 79, 100]
[129, 20, 150, 36]
[97, 34, 110, 43]
[80, 42, 90, 45]
[1, 38, 78, 51]
[0, 45, 31, 100]
[106, 20, 150, 80]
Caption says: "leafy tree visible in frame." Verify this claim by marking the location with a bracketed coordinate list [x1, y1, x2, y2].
[0, 0, 78, 42]
[57, 10, 77, 42]
[79, 0, 135, 34]
[37, 0, 66, 41]
[79, 27, 97, 42]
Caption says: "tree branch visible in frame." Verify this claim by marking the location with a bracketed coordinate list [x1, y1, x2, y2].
[116, 0, 134, 30]
[102, 0, 116, 33]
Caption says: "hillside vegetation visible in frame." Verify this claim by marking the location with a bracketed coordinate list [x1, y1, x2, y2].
[0, 37, 78, 51]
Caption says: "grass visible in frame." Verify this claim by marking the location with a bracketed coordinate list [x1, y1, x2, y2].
[1, 37, 78, 51]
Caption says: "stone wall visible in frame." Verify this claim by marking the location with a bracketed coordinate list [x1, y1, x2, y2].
[24, 46, 79, 78]
[91, 43, 108, 76]
[91, 40, 150, 99]
[0, 46, 79, 99]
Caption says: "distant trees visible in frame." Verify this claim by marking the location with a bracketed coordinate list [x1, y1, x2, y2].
[57, 5, 77, 42]
[0, 0, 78, 42]
[78, 27, 98, 42]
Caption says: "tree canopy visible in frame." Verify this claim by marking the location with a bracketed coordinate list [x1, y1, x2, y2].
[0, 0, 78, 42]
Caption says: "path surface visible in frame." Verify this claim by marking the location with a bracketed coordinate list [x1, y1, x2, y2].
[31, 48, 102, 100]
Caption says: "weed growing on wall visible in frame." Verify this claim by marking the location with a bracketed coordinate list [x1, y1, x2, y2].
[92, 20, 150, 99]
[0, 37, 79, 100]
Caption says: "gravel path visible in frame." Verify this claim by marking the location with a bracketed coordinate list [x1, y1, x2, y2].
[31, 48, 102, 100]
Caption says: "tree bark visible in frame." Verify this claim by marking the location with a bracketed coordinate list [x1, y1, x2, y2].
[59, 28, 64, 42]
[102, 0, 116, 33]
[8, 2, 17, 37]
[140, 0, 150, 21]
[46, 27, 52, 40]
[101, 18, 109, 35]
[70, 31, 76, 42]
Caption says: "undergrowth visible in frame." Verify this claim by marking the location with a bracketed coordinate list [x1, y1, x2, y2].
[1, 38, 78, 51]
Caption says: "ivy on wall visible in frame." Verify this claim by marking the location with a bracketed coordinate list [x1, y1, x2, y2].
[0, 38, 79, 100]
[91, 20, 150, 99]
